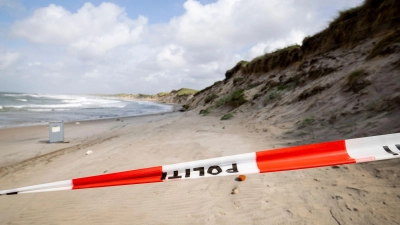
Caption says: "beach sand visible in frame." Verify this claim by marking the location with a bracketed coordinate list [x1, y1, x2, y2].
[0, 111, 399, 224]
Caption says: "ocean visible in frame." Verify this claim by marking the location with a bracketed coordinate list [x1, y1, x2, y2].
[0, 92, 173, 128]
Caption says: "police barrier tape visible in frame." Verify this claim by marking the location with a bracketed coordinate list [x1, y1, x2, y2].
[1, 133, 399, 195]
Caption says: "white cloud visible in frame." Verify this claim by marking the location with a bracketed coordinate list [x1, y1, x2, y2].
[156, 44, 187, 68]
[248, 43, 268, 59]
[0, 52, 20, 70]
[247, 30, 306, 59]
[2, 0, 364, 94]
[165, 0, 327, 51]
[10, 3, 147, 57]
[265, 30, 306, 53]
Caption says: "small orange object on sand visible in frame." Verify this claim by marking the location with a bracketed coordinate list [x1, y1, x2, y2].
[238, 175, 246, 181]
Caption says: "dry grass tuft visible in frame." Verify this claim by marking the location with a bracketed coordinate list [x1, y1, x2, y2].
[243, 45, 301, 75]
[368, 30, 400, 59]
[298, 85, 331, 101]
[221, 113, 234, 120]
[345, 69, 370, 93]
[302, 0, 400, 57]
[225, 61, 248, 80]
[204, 94, 218, 104]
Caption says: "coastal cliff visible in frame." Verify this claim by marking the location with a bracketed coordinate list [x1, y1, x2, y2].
[184, 0, 400, 140]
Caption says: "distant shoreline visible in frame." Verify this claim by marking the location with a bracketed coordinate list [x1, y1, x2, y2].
[0, 95, 182, 130]
[0, 109, 180, 131]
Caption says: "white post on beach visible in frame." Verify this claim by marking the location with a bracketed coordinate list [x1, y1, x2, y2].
[48, 121, 64, 143]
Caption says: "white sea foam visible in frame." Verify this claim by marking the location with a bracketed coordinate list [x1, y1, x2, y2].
[62, 98, 87, 103]
[27, 94, 40, 98]
[3, 94, 125, 109]
[5, 103, 82, 109]
[27, 108, 72, 112]
[5, 102, 126, 109]
[3, 94, 27, 97]
[62, 97, 121, 106]
[27, 109, 53, 112]
[3, 93, 69, 99]
[3, 93, 125, 108]
[0, 93, 173, 129]
[27, 94, 71, 99]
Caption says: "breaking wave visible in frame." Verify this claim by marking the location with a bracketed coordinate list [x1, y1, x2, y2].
[0, 92, 173, 128]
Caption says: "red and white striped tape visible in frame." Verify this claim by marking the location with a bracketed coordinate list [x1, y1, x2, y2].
[1, 133, 399, 195]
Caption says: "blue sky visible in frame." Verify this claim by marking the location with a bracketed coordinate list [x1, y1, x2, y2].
[0, 0, 363, 94]
[1, 0, 218, 24]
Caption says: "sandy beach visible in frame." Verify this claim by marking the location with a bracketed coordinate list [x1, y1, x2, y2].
[0, 110, 399, 225]
[1, 0, 400, 224]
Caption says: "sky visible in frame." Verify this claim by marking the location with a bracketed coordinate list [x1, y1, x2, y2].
[0, 0, 364, 95]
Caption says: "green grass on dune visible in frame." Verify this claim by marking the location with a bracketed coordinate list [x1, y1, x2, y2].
[176, 88, 199, 96]
[157, 92, 170, 97]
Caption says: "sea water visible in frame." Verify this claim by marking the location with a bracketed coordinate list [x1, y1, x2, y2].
[0, 92, 172, 128]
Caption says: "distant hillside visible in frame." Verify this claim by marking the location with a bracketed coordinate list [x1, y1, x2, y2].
[154, 88, 198, 104]
[113, 88, 198, 104]
[184, 0, 400, 140]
